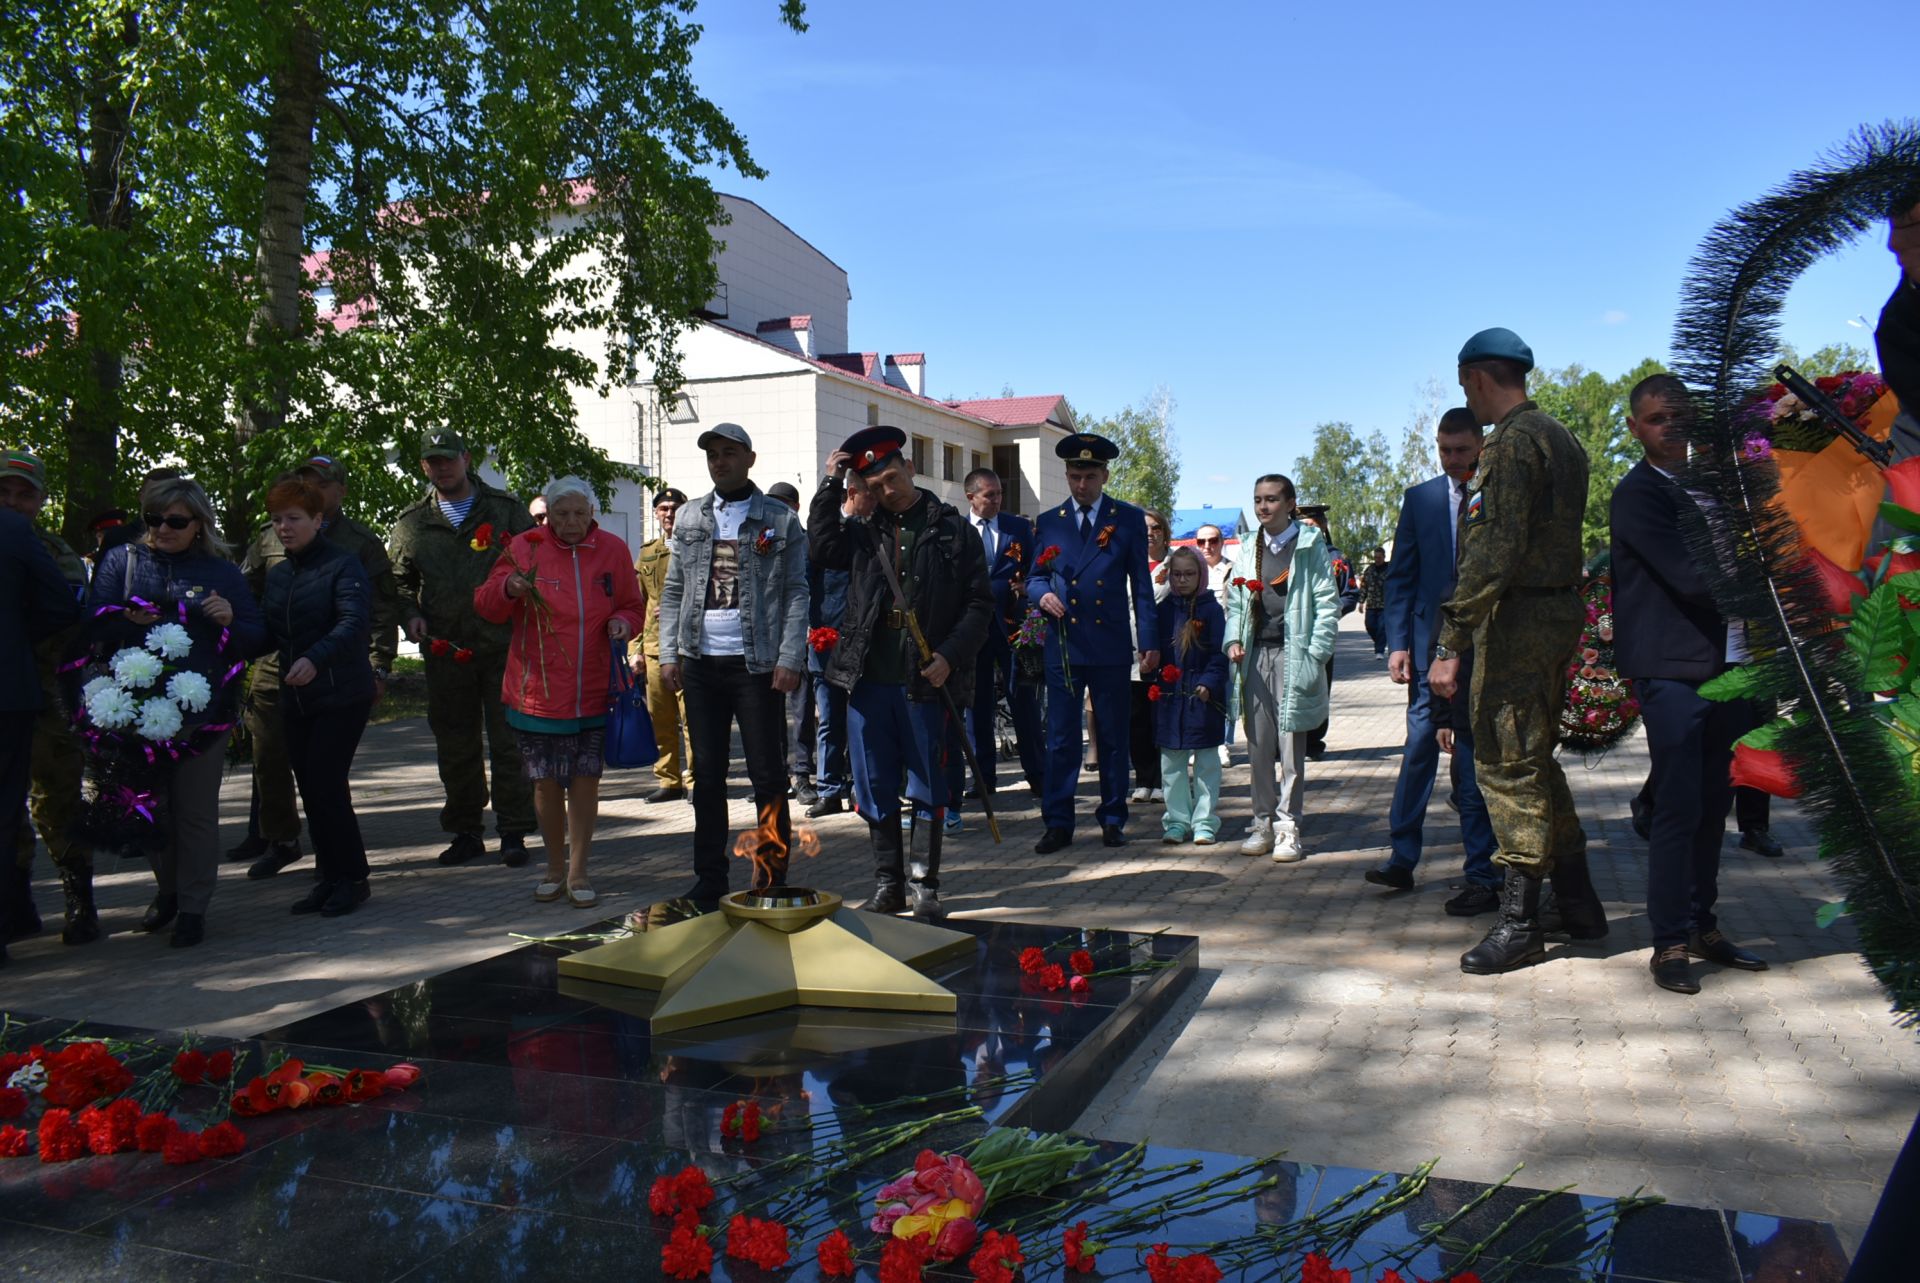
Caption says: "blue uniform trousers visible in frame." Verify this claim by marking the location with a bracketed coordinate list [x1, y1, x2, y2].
[1387, 672, 1498, 887]
[946, 645, 1045, 812]
[1041, 661, 1131, 832]
[847, 680, 948, 825]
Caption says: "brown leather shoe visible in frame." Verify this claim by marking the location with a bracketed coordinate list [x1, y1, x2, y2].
[1650, 944, 1699, 994]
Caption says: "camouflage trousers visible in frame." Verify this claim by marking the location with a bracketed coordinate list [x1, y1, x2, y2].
[242, 660, 303, 843]
[16, 705, 89, 873]
[1469, 591, 1587, 878]
[425, 648, 534, 837]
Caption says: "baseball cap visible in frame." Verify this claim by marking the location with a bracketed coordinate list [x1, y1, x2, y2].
[419, 429, 468, 459]
[299, 453, 348, 485]
[0, 449, 47, 493]
[696, 422, 752, 451]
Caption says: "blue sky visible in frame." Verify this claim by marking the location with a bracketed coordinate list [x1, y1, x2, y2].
[687, 1, 1910, 511]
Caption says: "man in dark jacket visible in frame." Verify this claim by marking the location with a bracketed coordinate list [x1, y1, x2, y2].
[1612, 373, 1769, 995]
[0, 506, 85, 967]
[809, 426, 992, 919]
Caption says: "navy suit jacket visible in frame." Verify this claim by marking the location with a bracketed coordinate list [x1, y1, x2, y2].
[1610, 460, 1728, 683]
[974, 510, 1033, 656]
[1026, 494, 1157, 668]
[1383, 474, 1458, 665]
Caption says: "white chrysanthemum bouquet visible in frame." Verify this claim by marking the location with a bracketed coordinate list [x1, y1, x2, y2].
[79, 622, 224, 744]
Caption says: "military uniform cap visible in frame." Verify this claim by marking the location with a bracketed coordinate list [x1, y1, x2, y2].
[419, 429, 468, 459]
[0, 449, 47, 493]
[653, 486, 689, 506]
[299, 453, 349, 485]
[89, 508, 128, 532]
[1055, 433, 1120, 464]
[1296, 503, 1330, 521]
[841, 425, 908, 476]
[1457, 327, 1534, 373]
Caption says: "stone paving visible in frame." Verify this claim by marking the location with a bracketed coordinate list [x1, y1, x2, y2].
[6, 615, 1916, 1247]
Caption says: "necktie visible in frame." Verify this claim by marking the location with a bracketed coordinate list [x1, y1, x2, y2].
[1451, 483, 1466, 568]
[978, 517, 994, 560]
[1079, 505, 1092, 537]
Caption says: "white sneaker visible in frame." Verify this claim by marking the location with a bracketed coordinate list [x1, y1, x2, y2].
[1149, 788, 1165, 803]
[1218, 745, 1232, 767]
[1271, 826, 1305, 863]
[1239, 821, 1274, 857]
[1128, 787, 1150, 803]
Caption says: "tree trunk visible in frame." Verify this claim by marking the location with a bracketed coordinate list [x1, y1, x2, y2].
[59, 14, 138, 549]
[231, 11, 324, 540]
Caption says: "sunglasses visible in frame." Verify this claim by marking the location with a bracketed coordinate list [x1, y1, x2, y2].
[1195, 537, 1222, 546]
[143, 512, 196, 530]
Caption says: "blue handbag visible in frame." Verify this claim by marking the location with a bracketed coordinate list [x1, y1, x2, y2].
[603, 650, 658, 770]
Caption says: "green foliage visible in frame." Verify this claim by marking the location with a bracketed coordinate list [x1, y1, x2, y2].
[1777, 341, 1877, 378]
[1738, 716, 1794, 751]
[1846, 583, 1908, 691]
[1527, 357, 1667, 558]
[1699, 664, 1767, 702]
[1086, 388, 1181, 519]
[1291, 422, 1399, 554]
[0, 0, 803, 542]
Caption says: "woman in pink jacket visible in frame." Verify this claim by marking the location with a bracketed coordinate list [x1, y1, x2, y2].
[476, 477, 643, 907]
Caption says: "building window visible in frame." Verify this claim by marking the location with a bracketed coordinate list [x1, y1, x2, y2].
[912, 435, 931, 474]
[971, 451, 986, 474]
[992, 445, 1022, 514]
[866, 403, 880, 426]
[942, 443, 960, 482]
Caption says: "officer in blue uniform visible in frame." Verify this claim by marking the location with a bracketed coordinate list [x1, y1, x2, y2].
[809, 426, 992, 917]
[1027, 433, 1160, 852]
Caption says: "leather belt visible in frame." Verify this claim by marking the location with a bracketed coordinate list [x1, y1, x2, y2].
[883, 607, 909, 629]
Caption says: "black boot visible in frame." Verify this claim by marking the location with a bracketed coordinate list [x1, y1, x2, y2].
[2, 863, 41, 943]
[169, 911, 205, 948]
[137, 893, 179, 934]
[908, 812, 945, 920]
[1546, 850, 1608, 940]
[59, 863, 101, 946]
[866, 821, 906, 914]
[1460, 874, 1547, 975]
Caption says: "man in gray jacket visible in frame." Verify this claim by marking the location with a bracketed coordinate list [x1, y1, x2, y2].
[658, 424, 810, 909]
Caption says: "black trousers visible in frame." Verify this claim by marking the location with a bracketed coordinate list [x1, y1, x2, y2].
[1637, 677, 1746, 948]
[1128, 681, 1160, 788]
[0, 710, 36, 938]
[283, 698, 373, 884]
[683, 656, 790, 893]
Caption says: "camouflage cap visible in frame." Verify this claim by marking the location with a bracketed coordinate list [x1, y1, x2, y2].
[419, 429, 468, 460]
[0, 449, 47, 492]
[298, 453, 348, 485]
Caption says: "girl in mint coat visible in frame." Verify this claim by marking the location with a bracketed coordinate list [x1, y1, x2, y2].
[1225, 479, 1340, 860]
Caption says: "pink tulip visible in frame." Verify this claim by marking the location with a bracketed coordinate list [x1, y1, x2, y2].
[950, 1162, 985, 1208]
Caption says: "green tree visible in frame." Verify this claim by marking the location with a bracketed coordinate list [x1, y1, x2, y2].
[1527, 357, 1666, 558]
[1, 0, 807, 543]
[1086, 386, 1181, 518]
[1778, 341, 1878, 378]
[1292, 421, 1398, 554]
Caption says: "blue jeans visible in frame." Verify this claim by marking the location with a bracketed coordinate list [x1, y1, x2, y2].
[1388, 672, 1498, 887]
[847, 681, 948, 825]
[814, 677, 848, 798]
[1041, 661, 1131, 831]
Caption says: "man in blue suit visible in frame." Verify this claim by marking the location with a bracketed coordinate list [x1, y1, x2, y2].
[946, 468, 1043, 823]
[1028, 434, 1158, 852]
[1365, 407, 1503, 913]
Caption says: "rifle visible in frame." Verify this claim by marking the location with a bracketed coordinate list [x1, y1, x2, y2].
[1774, 363, 1893, 468]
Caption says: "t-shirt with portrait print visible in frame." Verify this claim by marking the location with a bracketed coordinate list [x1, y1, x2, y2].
[700, 496, 747, 656]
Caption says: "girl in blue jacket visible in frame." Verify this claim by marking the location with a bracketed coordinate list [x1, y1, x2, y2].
[1152, 548, 1229, 844]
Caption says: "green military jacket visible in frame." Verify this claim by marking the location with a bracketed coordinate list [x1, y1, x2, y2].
[634, 536, 671, 657]
[1437, 400, 1589, 654]
[35, 527, 88, 702]
[388, 480, 533, 655]
[243, 515, 402, 672]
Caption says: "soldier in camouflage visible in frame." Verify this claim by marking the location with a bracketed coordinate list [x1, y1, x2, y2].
[0, 450, 97, 946]
[233, 454, 402, 880]
[1429, 328, 1607, 975]
[389, 430, 536, 866]
[630, 487, 694, 803]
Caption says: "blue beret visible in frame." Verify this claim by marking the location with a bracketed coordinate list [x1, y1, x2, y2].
[1457, 327, 1534, 372]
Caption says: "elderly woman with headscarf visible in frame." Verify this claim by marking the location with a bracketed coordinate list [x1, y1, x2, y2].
[87, 475, 264, 948]
[475, 477, 643, 907]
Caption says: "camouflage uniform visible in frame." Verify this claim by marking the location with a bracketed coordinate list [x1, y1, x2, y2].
[1436, 400, 1589, 877]
[389, 480, 535, 838]
[240, 516, 402, 844]
[19, 529, 89, 876]
[630, 535, 693, 790]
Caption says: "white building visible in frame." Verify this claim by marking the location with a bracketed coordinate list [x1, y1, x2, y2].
[567, 194, 1077, 542]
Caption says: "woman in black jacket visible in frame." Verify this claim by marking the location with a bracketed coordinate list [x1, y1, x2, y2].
[261, 478, 376, 918]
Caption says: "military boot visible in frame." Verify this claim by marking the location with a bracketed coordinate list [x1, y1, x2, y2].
[1546, 850, 1608, 941]
[908, 812, 945, 921]
[2, 862, 41, 943]
[866, 821, 907, 914]
[1460, 873, 1547, 975]
[59, 863, 101, 946]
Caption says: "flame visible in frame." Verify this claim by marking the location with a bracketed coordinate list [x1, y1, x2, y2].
[730, 802, 816, 890]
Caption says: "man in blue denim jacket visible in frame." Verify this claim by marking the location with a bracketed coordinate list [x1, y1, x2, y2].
[658, 424, 810, 908]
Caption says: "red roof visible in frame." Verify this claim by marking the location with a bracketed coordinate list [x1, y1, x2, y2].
[756, 315, 812, 332]
[945, 395, 1068, 427]
[817, 352, 880, 380]
[886, 352, 925, 365]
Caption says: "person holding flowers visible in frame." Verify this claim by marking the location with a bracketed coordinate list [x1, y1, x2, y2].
[475, 476, 643, 908]
[88, 476, 264, 948]
[1150, 547, 1228, 845]
[259, 478, 377, 918]
[388, 430, 536, 869]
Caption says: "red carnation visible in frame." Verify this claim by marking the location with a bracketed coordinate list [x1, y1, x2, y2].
[1300, 1253, 1350, 1283]
[0, 1125, 30, 1157]
[722, 1099, 764, 1143]
[172, 1049, 208, 1084]
[135, 1113, 177, 1152]
[817, 1228, 857, 1278]
[469, 523, 496, 551]
[1069, 949, 1095, 976]
[199, 1121, 246, 1158]
[162, 1128, 205, 1165]
[725, 1213, 792, 1270]
[81, 1099, 141, 1154]
[1146, 685, 1163, 702]
[36, 1109, 87, 1163]
[452, 647, 475, 664]
[969, 1229, 1025, 1283]
[524, 527, 548, 545]
[650, 1164, 716, 1217]
[1160, 663, 1180, 684]
[1039, 963, 1067, 992]
[41, 1041, 133, 1108]
[809, 626, 841, 652]
[1017, 945, 1047, 975]
[429, 638, 452, 657]
[662, 1222, 714, 1280]
[206, 1049, 235, 1082]
[1147, 1244, 1224, 1283]
[880, 1234, 935, 1283]
[1063, 1221, 1097, 1273]
[1069, 974, 1091, 997]
[1034, 545, 1061, 570]
[0, 1087, 25, 1120]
